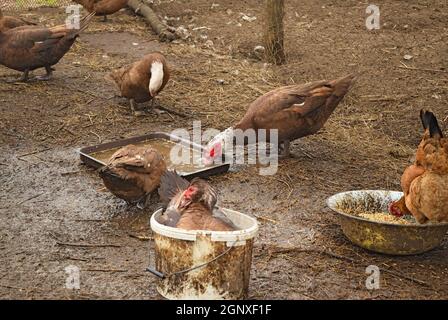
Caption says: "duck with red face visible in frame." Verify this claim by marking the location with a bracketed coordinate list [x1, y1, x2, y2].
[158, 171, 235, 231]
[202, 74, 356, 165]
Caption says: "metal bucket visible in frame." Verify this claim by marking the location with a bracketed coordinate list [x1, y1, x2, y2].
[148, 208, 259, 300]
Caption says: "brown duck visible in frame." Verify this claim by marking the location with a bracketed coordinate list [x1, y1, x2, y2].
[203, 74, 356, 162]
[73, 0, 128, 22]
[0, 12, 94, 81]
[99, 144, 167, 208]
[158, 171, 235, 231]
[0, 6, 36, 32]
[105, 52, 170, 116]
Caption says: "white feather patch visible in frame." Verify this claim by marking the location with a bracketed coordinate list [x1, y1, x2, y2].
[149, 61, 164, 97]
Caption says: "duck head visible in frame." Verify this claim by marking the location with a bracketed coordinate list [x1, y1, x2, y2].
[177, 178, 217, 210]
[202, 127, 233, 166]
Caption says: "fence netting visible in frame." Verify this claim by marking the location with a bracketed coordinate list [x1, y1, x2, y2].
[1, 0, 72, 11]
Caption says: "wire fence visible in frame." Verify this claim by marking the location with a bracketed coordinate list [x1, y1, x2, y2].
[1, 0, 73, 11]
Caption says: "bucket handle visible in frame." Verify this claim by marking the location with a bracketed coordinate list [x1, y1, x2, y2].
[146, 241, 236, 279]
[146, 267, 166, 279]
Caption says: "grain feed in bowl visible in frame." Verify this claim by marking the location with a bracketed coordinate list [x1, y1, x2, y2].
[335, 192, 418, 225]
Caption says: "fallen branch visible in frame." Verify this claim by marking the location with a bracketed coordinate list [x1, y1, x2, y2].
[128, 0, 177, 42]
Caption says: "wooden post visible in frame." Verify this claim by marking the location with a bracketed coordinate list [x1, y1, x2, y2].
[264, 0, 286, 65]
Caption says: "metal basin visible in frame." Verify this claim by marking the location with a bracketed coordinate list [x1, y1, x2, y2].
[78, 132, 230, 180]
[327, 190, 448, 255]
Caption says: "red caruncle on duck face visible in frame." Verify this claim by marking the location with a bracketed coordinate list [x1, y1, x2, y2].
[202, 142, 223, 166]
[179, 185, 198, 208]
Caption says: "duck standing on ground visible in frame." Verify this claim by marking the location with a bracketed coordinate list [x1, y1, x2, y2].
[73, 0, 129, 22]
[0, 12, 95, 82]
[0, 5, 36, 32]
[105, 52, 170, 116]
[203, 74, 356, 163]
[99, 144, 167, 208]
[158, 171, 235, 231]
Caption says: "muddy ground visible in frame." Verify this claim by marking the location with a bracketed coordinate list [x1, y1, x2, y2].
[1, 0, 447, 299]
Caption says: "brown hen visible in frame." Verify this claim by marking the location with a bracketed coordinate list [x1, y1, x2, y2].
[390, 110, 448, 223]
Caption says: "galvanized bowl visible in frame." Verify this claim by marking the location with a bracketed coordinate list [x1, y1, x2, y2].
[326, 190, 448, 255]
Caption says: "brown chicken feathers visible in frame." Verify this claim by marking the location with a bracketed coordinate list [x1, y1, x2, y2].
[389, 110, 448, 224]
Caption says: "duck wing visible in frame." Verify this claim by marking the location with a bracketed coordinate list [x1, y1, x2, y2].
[108, 145, 166, 175]
[158, 170, 190, 205]
[100, 145, 166, 200]
[236, 74, 355, 141]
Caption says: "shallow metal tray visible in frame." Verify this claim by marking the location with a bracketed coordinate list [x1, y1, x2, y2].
[78, 132, 230, 179]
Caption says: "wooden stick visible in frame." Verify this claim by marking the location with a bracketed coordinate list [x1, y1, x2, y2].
[270, 246, 430, 287]
[155, 105, 187, 118]
[17, 192, 45, 205]
[253, 214, 278, 224]
[127, 0, 177, 42]
[246, 84, 266, 95]
[17, 147, 50, 158]
[55, 241, 121, 248]
[128, 234, 153, 241]
[84, 268, 127, 273]
[396, 65, 448, 73]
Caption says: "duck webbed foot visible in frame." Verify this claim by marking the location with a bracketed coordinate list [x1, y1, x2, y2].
[6, 70, 30, 83]
[147, 98, 166, 115]
[130, 99, 145, 116]
[102, 15, 108, 22]
[278, 140, 291, 159]
[35, 66, 53, 81]
[136, 193, 152, 210]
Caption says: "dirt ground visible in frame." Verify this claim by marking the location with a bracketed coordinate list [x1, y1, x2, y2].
[1, 0, 447, 299]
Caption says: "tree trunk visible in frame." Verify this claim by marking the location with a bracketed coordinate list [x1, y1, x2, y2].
[264, 0, 286, 65]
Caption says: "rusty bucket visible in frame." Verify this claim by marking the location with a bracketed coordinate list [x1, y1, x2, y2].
[148, 208, 259, 300]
